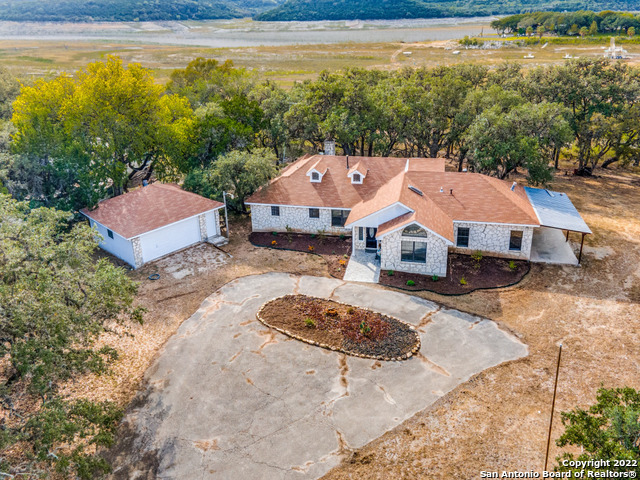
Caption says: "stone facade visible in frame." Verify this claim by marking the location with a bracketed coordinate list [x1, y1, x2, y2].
[250, 204, 351, 235]
[198, 213, 208, 241]
[353, 227, 367, 250]
[380, 228, 449, 277]
[132, 237, 144, 269]
[214, 210, 221, 234]
[452, 222, 534, 260]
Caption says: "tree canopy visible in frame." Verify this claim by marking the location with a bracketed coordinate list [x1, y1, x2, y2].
[556, 387, 640, 473]
[0, 195, 143, 477]
[11, 56, 194, 209]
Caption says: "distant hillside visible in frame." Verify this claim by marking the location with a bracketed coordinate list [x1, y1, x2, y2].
[255, 0, 635, 21]
[0, 0, 284, 22]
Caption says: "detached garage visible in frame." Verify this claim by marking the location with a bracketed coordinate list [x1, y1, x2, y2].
[81, 183, 224, 269]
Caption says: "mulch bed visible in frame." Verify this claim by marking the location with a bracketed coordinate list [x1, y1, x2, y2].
[380, 253, 530, 295]
[257, 295, 421, 361]
[249, 232, 352, 279]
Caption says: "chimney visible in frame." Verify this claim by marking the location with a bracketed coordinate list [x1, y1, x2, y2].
[324, 140, 336, 156]
[346, 155, 349, 170]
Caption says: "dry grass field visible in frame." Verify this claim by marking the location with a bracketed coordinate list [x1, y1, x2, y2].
[4, 37, 640, 85]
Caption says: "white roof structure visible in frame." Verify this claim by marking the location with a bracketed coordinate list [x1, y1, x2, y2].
[524, 187, 591, 234]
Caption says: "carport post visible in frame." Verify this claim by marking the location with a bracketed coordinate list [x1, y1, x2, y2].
[565, 230, 569, 241]
[578, 233, 585, 264]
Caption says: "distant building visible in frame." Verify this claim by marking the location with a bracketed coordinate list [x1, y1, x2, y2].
[604, 37, 628, 59]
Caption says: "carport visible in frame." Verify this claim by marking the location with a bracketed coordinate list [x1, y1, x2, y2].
[525, 187, 592, 265]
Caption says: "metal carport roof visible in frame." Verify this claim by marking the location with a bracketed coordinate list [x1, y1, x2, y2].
[524, 187, 592, 234]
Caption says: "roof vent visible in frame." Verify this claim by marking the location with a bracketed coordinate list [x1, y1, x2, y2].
[439, 186, 444, 193]
[510, 182, 517, 191]
[450, 189, 453, 195]
[408, 185, 424, 196]
[346, 155, 349, 170]
[462, 168, 468, 172]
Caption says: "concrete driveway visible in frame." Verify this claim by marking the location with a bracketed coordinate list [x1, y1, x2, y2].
[110, 273, 527, 480]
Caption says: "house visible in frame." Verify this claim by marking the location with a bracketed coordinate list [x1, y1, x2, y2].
[81, 183, 225, 269]
[246, 155, 591, 279]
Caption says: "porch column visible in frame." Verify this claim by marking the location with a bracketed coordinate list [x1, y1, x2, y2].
[578, 233, 585, 264]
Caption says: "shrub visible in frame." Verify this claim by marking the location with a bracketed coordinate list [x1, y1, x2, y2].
[285, 225, 293, 242]
[325, 308, 339, 317]
[387, 270, 394, 276]
[339, 259, 346, 265]
[343, 254, 349, 259]
[271, 240, 277, 246]
[471, 250, 483, 269]
[508, 260, 517, 271]
[339, 310, 389, 343]
[310, 233, 316, 238]
[308, 245, 315, 252]
[359, 320, 372, 336]
[431, 275, 439, 282]
[346, 307, 355, 315]
[339, 234, 346, 240]
[271, 231, 278, 236]
[406, 280, 415, 286]
[304, 318, 316, 328]
[460, 277, 467, 285]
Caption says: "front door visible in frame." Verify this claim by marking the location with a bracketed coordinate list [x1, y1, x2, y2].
[366, 227, 377, 250]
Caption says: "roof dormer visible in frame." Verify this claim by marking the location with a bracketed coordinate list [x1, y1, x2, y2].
[347, 162, 366, 184]
[306, 159, 328, 183]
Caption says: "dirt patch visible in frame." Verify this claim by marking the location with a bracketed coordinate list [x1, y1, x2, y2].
[379, 254, 529, 295]
[249, 232, 352, 279]
[257, 295, 420, 361]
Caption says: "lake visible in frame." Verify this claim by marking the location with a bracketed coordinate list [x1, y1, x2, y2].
[0, 16, 497, 47]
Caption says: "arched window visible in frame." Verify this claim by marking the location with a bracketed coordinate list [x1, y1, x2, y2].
[402, 224, 427, 237]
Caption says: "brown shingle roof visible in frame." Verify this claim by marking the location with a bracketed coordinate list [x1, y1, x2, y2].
[80, 183, 223, 239]
[247, 155, 412, 208]
[247, 155, 539, 236]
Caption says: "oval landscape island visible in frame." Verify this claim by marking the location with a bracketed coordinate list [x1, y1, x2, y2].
[257, 294, 421, 361]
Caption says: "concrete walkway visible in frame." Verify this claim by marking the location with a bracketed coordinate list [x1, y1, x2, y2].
[530, 227, 579, 266]
[109, 273, 527, 480]
[343, 250, 381, 283]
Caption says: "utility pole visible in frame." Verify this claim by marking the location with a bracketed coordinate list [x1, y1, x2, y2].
[544, 343, 563, 472]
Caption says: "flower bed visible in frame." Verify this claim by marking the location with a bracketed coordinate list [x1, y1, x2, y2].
[249, 232, 352, 279]
[256, 295, 420, 361]
[380, 253, 529, 295]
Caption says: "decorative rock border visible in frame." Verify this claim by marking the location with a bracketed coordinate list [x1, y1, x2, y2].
[256, 295, 422, 362]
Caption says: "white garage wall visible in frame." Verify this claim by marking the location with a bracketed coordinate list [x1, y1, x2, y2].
[89, 220, 136, 268]
[139, 216, 201, 264]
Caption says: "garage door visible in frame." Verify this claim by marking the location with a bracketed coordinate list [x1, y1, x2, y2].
[140, 216, 201, 264]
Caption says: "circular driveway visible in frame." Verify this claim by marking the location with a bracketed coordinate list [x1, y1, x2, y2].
[110, 273, 527, 479]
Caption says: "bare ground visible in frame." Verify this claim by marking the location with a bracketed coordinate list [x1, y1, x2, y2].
[61, 167, 640, 478]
